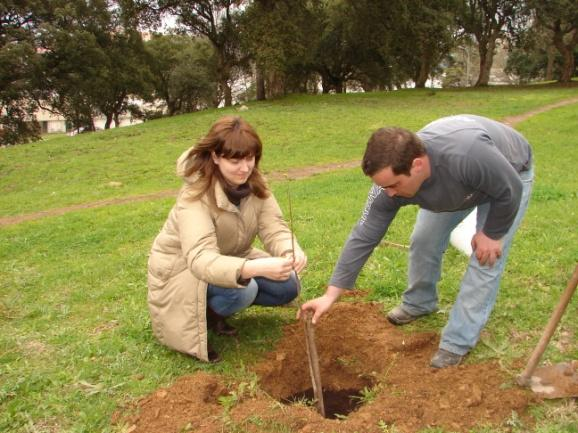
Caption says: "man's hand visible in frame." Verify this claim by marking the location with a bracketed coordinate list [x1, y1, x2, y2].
[471, 231, 503, 267]
[297, 286, 345, 324]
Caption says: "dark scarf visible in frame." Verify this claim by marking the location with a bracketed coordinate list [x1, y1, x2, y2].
[222, 182, 251, 206]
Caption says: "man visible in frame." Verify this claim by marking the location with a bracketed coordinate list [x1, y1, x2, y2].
[301, 114, 534, 368]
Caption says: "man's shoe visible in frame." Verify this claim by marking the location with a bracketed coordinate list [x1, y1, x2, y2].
[386, 305, 421, 325]
[430, 349, 463, 368]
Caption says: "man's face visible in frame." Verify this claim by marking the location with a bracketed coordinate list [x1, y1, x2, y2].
[371, 164, 423, 198]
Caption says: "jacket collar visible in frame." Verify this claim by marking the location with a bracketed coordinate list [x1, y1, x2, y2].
[214, 180, 242, 213]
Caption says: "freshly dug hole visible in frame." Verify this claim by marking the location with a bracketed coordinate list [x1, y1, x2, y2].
[257, 309, 378, 418]
[253, 301, 536, 432]
[257, 316, 377, 418]
[118, 302, 537, 433]
[283, 387, 372, 419]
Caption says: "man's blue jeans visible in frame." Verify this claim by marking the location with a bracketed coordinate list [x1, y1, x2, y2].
[207, 272, 299, 317]
[402, 168, 534, 356]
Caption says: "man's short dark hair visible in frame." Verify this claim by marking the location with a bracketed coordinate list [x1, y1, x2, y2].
[361, 127, 425, 176]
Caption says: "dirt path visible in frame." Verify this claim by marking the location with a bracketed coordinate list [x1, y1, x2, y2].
[0, 160, 361, 227]
[500, 95, 578, 126]
[3, 96, 578, 227]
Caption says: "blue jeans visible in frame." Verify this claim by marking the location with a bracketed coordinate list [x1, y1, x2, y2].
[402, 168, 534, 355]
[207, 272, 299, 317]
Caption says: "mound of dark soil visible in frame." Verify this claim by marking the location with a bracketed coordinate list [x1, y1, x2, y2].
[115, 302, 537, 433]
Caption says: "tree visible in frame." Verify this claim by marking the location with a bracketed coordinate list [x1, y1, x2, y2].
[0, 0, 43, 145]
[241, 0, 322, 98]
[402, 1, 457, 88]
[505, 23, 553, 84]
[146, 34, 217, 115]
[505, 48, 546, 84]
[312, 0, 359, 94]
[165, 1, 245, 107]
[36, 0, 151, 130]
[456, 0, 527, 86]
[530, 0, 578, 83]
[336, 0, 406, 91]
[94, 30, 152, 129]
[38, 23, 106, 131]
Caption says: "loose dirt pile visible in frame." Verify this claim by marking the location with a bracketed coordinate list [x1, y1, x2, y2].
[116, 302, 538, 433]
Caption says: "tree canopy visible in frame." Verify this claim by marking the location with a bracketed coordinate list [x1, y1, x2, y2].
[1, 0, 574, 145]
[146, 34, 217, 115]
[530, 0, 578, 83]
[0, 0, 44, 145]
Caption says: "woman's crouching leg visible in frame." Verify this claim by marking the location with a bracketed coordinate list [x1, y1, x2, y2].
[252, 272, 299, 306]
[207, 280, 259, 317]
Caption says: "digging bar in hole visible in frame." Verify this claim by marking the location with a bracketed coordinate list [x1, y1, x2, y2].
[286, 182, 325, 417]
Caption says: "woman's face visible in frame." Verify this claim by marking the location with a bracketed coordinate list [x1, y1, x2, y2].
[212, 153, 256, 186]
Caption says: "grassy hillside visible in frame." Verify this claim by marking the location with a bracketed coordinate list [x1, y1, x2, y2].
[1, 85, 578, 216]
[0, 86, 577, 433]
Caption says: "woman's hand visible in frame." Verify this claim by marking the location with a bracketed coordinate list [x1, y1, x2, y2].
[241, 257, 294, 281]
[284, 250, 308, 274]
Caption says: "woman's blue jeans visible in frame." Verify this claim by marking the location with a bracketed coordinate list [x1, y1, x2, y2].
[402, 168, 534, 356]
[207, 272, 299, 317]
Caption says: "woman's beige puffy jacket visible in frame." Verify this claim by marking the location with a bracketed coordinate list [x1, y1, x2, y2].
[147, 146, 302, 361]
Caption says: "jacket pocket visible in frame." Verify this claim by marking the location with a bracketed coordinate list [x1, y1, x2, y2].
[148, 251, 178, 287]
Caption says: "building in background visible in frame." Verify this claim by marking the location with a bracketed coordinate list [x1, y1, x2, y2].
[34, 108, 143, 135]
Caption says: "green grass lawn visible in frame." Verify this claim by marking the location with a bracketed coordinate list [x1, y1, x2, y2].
[1, 85, 578, 217]
[0, 87, 577, 433]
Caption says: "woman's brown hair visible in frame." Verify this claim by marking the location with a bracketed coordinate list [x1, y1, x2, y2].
[184, 116, 270, 203]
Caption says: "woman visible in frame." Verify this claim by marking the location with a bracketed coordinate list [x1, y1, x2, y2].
[147, 116, 307, 362]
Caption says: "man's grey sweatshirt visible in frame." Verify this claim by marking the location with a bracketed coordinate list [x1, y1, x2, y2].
[329, 114, 533, 289]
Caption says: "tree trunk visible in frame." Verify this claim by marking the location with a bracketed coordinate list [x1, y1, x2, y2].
[321, 75, 331, 93]
[113, 94, 125, 128]
[415, 55, 431, 88]
[216, 49, 232, 107]
[104, 113, 113, 130]
[266, 70, 285, 98]
[551, 23, 578, 83]
[545, 45, 556, 81]
[256, 65, 266, 101]
[319, 69, 347, 94]
[559, 49, 575, 83]
[475, 38, 495, 87]
[166, 99, 176, 116]
[221, 79, 232, 107]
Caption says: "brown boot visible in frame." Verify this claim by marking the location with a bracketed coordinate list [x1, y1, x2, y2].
[207, 343, 221, 363]
[206, 307, 238, 337]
